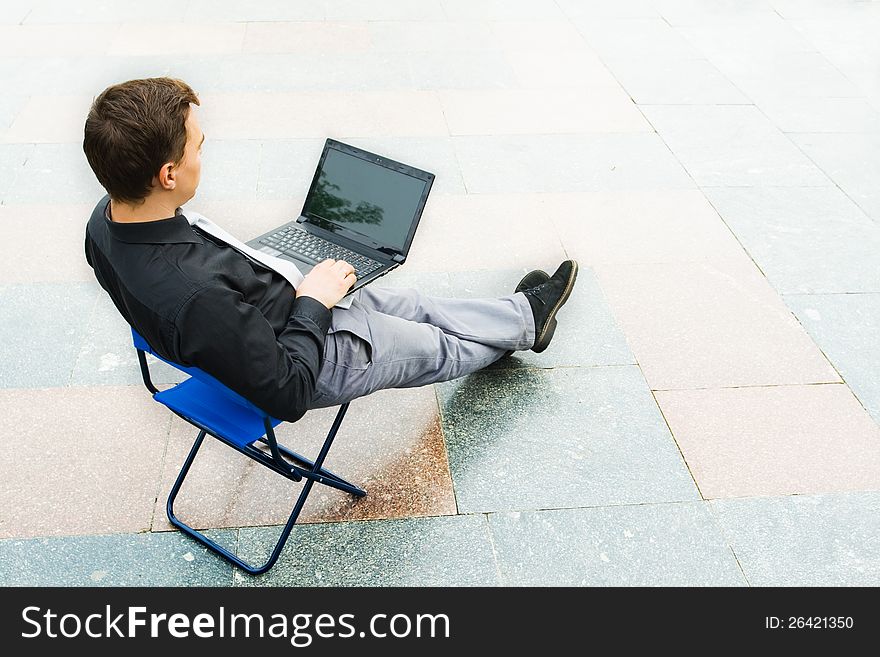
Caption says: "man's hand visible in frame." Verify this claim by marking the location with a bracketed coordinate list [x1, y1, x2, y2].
[295, 259, 357, 309]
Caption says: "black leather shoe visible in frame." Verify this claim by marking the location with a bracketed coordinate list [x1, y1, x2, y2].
[522, 260, 578, 353]
[515, 269, 549, 294]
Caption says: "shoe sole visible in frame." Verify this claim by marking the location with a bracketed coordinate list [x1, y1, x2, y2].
[533, 260, 578, 353]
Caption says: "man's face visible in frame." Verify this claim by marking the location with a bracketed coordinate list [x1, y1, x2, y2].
[171, 106, 204, 203]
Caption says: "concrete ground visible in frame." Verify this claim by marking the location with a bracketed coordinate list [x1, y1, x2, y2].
[1, 0, 880, 586]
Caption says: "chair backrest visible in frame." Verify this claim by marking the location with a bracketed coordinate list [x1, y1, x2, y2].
[131, 327, 270, 418]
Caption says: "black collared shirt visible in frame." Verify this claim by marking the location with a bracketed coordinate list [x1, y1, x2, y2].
[84, 196, 331, 422]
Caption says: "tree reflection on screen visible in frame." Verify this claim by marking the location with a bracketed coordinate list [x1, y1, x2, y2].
[309, 175, 384, 226]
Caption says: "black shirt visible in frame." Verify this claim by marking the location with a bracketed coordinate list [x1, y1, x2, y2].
[84, 196, 331, 422]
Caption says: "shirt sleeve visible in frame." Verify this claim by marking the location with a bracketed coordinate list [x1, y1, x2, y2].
[174, 285, 332, 422]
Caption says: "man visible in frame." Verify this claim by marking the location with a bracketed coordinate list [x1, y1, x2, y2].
[83, 78, 577, 422]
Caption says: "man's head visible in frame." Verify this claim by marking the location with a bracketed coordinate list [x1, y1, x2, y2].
[83, 77, 203, 207]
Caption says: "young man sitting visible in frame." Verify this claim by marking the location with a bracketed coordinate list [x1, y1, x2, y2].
[83, 78, 578, 422]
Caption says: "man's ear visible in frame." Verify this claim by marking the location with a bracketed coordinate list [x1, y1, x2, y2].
[156, 161, 177, 191]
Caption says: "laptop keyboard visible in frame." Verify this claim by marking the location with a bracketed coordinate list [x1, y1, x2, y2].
[260, 227, 384, 278]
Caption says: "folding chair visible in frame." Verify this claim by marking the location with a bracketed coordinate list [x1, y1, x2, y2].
[131, 328, 366, 575]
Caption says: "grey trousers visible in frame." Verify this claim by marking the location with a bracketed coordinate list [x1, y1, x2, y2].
[308, 286, 536, 409]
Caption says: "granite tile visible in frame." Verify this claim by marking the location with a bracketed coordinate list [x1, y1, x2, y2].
[489, 503, 745, 586]
[0, 94, 26, 134]
[324, 0, 445, 21]
[5, 142, 105, 203]
[711, 492, 880, 586]
[595, 259, 841, 390]
[703, 186, 880, 294]
[256, 138, 327, 201]
[152, 386, 456, 531]
[407, 50, 517, 90]
[0, 24, 110, 56]
[366, 19, 494, 53]
[440, 0, 565, 20]
[674, 12, 815, 57]
[655, 0, 773, 26]
[0, 203, 95, 283]
[757, 97, 880, 134]
[24, 0, 186, 24]
[790, 132, 880, 222]
[108, 22, 245, 56]
[438, 366, 699, 514]
[0, 143, 33, 201]
[0, 386, 170, 539]
[571, 17, 702, 59]
[555, 0, 658, 19]
[0, 530, 234, 586]
[199, 91, 447, 140]
[0, 2, 33, 24]
[193, 139, 261, 202]
[784, 293, 880, 425]
[546, 190, 747, 265]
[641, 105, 832, 187]
[0, 282, 97, 388]
[453, 134, 694, 193]
[655, 383, 880, 499]
[244, 21, 372, 54]
[236, 514, 498, 586]
[403, 194, 567, 273]
[603, 57, 750, 105]
[71, 292, 187, 387]
[504, 49, 621, 88]
[2, 95, 93, 144]
[183, 0, 324, 22]
[439, 87, 651, 135]
[488, 19, 592, 51]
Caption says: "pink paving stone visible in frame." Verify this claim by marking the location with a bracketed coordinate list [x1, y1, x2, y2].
[151, 386, 456, 531]
[655, 383, 880, 498]
[0, 386, 170, 539]
[595, 258, 840, 390]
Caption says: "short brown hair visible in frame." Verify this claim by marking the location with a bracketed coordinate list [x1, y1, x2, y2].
[83, 77, 199, 204]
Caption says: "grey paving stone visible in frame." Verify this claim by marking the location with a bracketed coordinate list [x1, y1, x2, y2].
[641, 105, 832, 187]
[24, 0, 184, 24]
[195, 139, 261, 201]
[408, 51, 517, 90]
[604, 57, 750, 105]
[0, 282, 97, 388]
[784, 293, 880, 425]
[325, 0, 446, 21]
[257, 138, 327, 201]
[441, 0, 565, 20]
[572, 17, 703, 59]
[175, 53, 412, 93]
[704, 186, 880, 294]
[437, 366, 699, 514]
[711, 492, 880, 586]
[0, 531, 235, 586]
[71, 292, 187, 387]
[453, 134, 694, 194]
[0, 143, 33, 202]
[0, 94, 26, 132]
[235, 515, 499, 586]
[490, 503, 746, 586]
[0, 3, 33, 24]
[790, 132, 880, 222]
[5, 143, 104, 203]
[184, 0, 325, 22]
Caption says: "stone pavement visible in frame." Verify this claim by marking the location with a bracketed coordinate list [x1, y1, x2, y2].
[1, 0, 879, 587]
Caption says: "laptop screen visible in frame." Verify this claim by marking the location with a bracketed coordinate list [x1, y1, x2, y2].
[302, 147, 429, 252]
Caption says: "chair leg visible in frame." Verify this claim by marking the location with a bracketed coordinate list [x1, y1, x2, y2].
[166, 403, 366, 575]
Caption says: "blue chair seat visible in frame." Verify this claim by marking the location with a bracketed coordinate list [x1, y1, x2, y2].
[154, 377, 283, 450]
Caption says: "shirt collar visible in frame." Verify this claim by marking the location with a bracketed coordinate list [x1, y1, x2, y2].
[95, 196, 203, 245]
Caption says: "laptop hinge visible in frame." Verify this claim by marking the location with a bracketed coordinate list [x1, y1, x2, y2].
[391, 253, 405, 263]
[377, 247, 404, 263]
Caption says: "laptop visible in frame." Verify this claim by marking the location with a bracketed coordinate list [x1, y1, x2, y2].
[247, 139, 435, 294]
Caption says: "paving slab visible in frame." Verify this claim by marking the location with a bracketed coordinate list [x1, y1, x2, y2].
[0, 530, 234, 586]
[489, 503, 745, 586]
[0, 282, 96, 388]
[784, 292, 880, 425]
[603, 57, 750, 105]
[437, 366, 699, 514]
[656, 383, 880, 499]
[595, 259, 840, 390]
[5, 142, 104, 203]
[704, 186, 880, 294]
[152, 386, 456, 531]
[0, 386, 169, 539]
[453, 134, 694, 194]
[641, 105, 832, 187]
[790, 132, 880, 222]
[711, 492, 880, 586]
[757, 97, 880, 134]
[235, 514, 498, 586]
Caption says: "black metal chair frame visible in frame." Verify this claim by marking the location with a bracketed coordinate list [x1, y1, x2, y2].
[136, 349, 366, 575]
